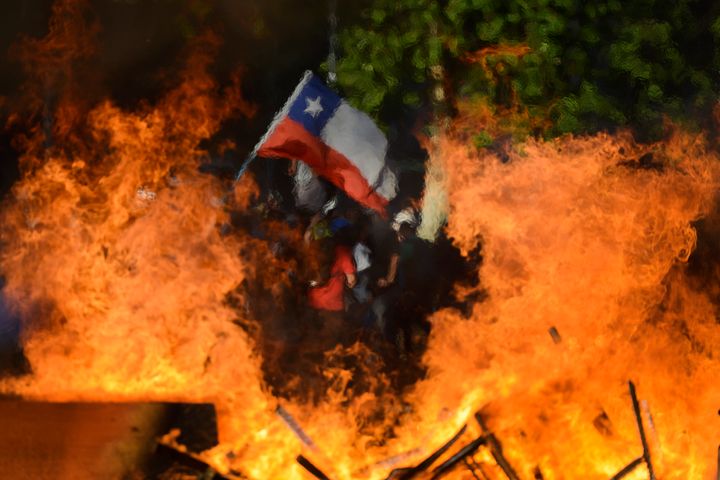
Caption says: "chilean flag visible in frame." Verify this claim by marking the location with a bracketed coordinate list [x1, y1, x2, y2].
[255, 71, 396, 214]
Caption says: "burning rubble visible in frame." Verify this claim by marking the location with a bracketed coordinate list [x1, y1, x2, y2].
[0, 1, 719, 479]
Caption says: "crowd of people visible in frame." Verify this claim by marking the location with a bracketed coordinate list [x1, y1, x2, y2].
[234, 175, 440, 357]
[302, 195, 435, 359]
[230, 161, 477, 402]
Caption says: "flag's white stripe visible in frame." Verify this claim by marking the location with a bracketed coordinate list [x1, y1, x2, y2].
[320, 101, 387, 186]
[250, 70, 313, 159]
[376, 166, 398, 200]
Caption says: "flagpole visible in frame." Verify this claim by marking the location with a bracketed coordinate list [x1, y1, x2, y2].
[234, 0, 340, 185]
[233, 71, 313, 185]
[327, 0, 338, 86]
[233, 152, 256, 183]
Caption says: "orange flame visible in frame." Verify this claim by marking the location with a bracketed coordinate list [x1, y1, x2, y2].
[464, 44, 532, 73]
[405, 123, 720, 479]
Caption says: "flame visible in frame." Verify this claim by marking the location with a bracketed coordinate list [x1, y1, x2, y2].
[0, 4, 303, 476]
[464, 44, 532, 74]
[1, 2, 719, 479]
[403, 122, 720, 479]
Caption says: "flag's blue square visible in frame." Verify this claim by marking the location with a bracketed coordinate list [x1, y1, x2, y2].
[287, 75, 342, 136]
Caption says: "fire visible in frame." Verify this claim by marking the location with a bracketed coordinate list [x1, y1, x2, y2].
[0, 2, 302, 476]
[464, 44, 532, 76]
[0, 1, 719, 479]
[402, 122, 720, 478]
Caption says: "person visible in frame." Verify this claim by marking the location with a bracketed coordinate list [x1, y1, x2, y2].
[352, 241, 372, 304]
[304, 211, 332, 244]
[307, 239, 356, 348]
[308, 243, 356, 311]
[346, 224, 381, 336]
[372, 212, 432, 357]
[370, 218, 405, 338]
[302, 196, 347, 245]
[393, 221, 434, 355]
[290, 160, 328, 213]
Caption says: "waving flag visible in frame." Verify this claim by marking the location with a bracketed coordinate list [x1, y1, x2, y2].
[254, 71, 396, 214]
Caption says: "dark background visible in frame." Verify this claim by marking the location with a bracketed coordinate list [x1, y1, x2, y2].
[0, 0, 371, 196]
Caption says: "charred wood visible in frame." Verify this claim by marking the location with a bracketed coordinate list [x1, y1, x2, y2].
[467, 456, 491, 480]
[475, 412, 521, 480]
[610, 382, 657, 480]
[548, 326, 561, 344]
[388, 424, 467, 479]
[629, 381, 656, 480]
[385, 467, 415, 479]
[609, 456, 643, 480]
[297, 454, 332, 480]
[592, 410, 614, 437]
[155, 441, 239, 480]
[429, 435, 486, 479]
[463, 458, 482, 480]
[276, 405, 317, 451]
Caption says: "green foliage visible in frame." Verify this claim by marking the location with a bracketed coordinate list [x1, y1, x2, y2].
[335, 0, 445, 117]
[337, 0, 720, 138]
[472, 130, 494, 149]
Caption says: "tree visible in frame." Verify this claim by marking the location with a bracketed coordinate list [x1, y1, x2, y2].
[335, 0, 720, 139]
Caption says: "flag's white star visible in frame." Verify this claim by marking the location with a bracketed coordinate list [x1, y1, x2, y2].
[304, 96, 324, 118]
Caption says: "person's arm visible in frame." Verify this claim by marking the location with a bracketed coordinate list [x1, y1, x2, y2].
[303, 228, 313, 244]
[340, 248, 357, 288]
[378, 253, 399, 287]
[304, 212, 323, 244]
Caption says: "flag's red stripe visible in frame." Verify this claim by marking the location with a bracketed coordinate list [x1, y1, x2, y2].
[257, 117, 388, 214]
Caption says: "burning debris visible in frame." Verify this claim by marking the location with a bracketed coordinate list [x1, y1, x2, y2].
[609, 382, 655, 480]
[151, 379, 710, 480]
[157, 431, 244, 480]
[267, 413, 518, 480]
[298, 454, 333, 480]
